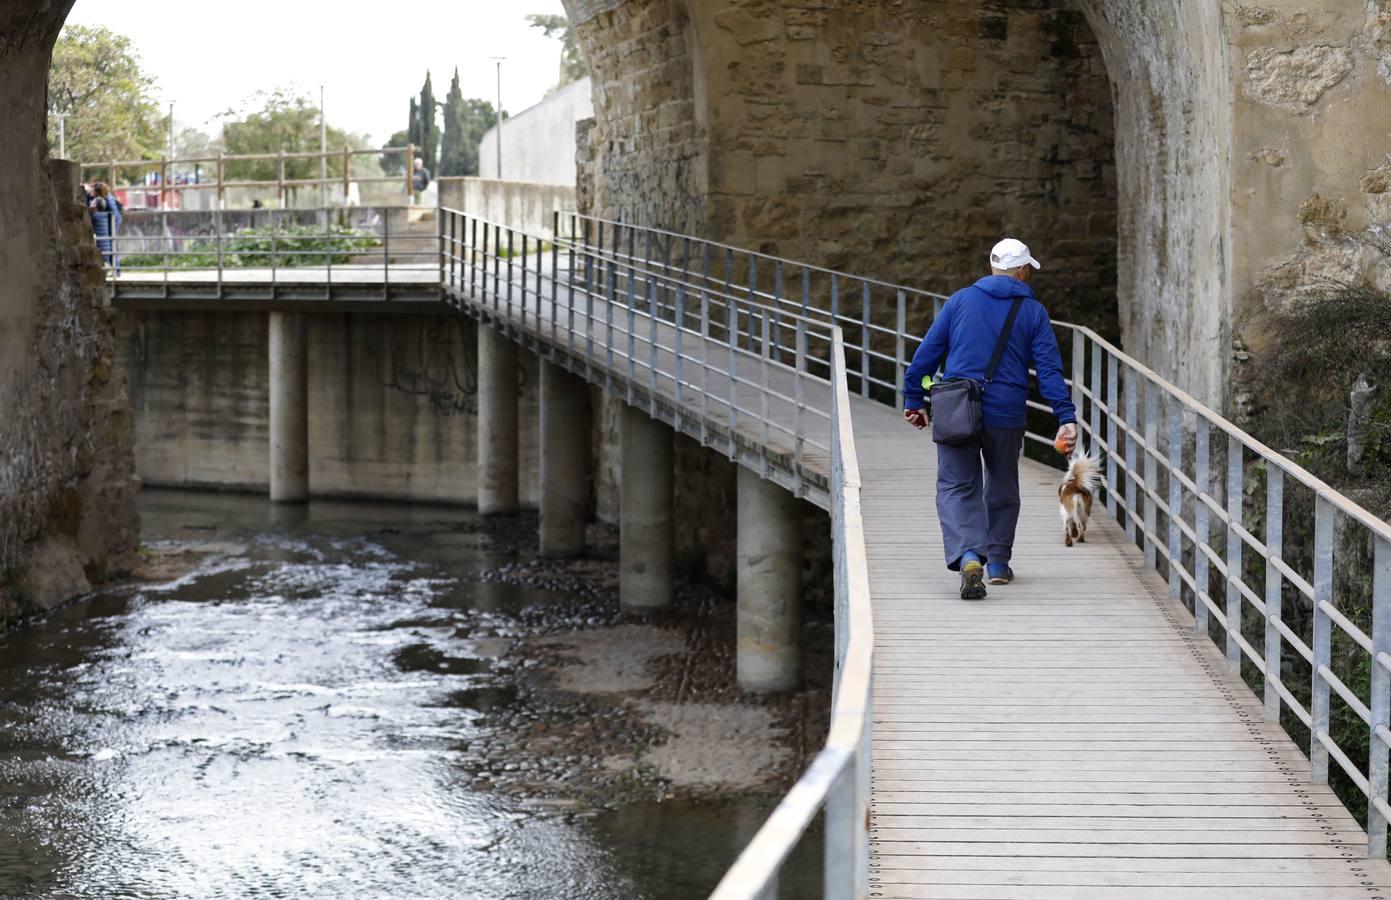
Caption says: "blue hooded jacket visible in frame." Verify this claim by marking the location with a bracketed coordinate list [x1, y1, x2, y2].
[903, 275, 1076, 429]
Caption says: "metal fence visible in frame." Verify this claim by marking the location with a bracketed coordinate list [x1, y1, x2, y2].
[80, 146, 421, 210]
[438, 206, 873, 897]
[440, 209, 1391, 892]
[94, 207, 439, 301]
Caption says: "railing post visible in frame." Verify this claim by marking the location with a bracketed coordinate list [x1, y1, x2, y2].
[1194, 418, 1211, 636]
[1167, 397, 1183, 603]
[1370, 535, 1391, 857]
[1090, 335, 1102, 456]
[895, 290, 906, 410]
[470, 217, 478, 299]
[823, 765, 854, 900]
[551, 210, 560, 343]
[1264, 465, 1284, 722]
[1105, 354, 1119, 517]
[795, 318, 807, 489]
[1311, 494, 1334, 784]
[1071, 328, 1085, 421]
[1124, 370, 1138, 547]
[1225, 434, 1244, 673]
[517, 233, 525, 329]
[860, 283, 871, 399]
[674, 283, 685, 431]
[1143, 380, 1159, 570]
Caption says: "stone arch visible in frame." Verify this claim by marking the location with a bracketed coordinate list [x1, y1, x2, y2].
[1079, 0, 1231, 409]
[573, 0, 1123, 340]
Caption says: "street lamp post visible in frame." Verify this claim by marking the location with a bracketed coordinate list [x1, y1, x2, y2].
[491, 57, 505, 180]
[320, 84, 328, 207]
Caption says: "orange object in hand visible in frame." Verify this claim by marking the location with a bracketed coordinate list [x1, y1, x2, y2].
[1055, 436, 1071, 454]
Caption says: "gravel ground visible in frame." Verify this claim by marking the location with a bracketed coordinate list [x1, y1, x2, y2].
[461, 514, 834, 809]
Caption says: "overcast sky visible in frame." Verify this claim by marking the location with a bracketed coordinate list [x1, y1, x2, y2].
[65, 0, 571, 145]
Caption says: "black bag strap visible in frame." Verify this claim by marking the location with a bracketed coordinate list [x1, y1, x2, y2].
[984, 296, 1026, 384]
[925, 294, 1027, 386]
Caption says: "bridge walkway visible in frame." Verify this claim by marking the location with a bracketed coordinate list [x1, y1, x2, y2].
[427, 222, 1391, 898]
[115, 206, 1391, 896]
[855, 399, 1391, 898]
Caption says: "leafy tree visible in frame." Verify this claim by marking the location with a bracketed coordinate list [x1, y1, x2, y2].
[527, 13, 588, 87]
[220, 88, 372, 182]
[381, 128, 410, 176]
[47, 24, 164, 163]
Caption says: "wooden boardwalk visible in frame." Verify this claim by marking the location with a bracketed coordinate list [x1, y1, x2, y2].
[850, 399, 1391, 898]
[123, 247, 1391, 896]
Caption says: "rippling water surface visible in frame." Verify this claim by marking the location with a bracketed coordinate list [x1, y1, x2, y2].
[0, 490, 801, 899]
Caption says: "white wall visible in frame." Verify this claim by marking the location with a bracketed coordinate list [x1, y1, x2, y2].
[479, 77, 592, 187]
[438, 178, 576, 239]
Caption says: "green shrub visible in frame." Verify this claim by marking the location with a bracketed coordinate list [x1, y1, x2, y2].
[123, 222, 380, 269]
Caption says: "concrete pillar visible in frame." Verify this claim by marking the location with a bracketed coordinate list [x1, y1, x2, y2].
[737, 467, 802, 693]
[540, 359, 591, 556]
[268, 311, 308, 502]
[620, 404, 673, 612]
[477, 323, 518, 515]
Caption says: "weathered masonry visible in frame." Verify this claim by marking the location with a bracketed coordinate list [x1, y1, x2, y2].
[565, 0, 1391, 413]
[0, 0, 139, 620]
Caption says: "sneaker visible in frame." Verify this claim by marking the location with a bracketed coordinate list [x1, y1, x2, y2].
[987, 563, 1014, 585]
[960, 560, 987, 601]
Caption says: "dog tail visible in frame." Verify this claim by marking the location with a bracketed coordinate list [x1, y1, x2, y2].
[1065, 443, 1104, 493]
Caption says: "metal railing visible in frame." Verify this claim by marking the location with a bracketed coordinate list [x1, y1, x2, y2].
[439, 209, 1391, 892]
[94, 206, 439, 301]
[80, 145, 421, 210]
[1065, 325, 1391, 859]
[439, 208, 840, 505]
[438, 206, 872, 896]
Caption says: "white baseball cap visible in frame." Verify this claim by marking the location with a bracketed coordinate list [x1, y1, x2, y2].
[989, 238, 1041, 271]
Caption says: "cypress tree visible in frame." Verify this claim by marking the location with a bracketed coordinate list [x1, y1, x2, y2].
[439, 69, 468, 177]
[419, 71, 437, 170]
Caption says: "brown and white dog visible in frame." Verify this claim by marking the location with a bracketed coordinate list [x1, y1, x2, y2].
[1059, 445, 1103, 547]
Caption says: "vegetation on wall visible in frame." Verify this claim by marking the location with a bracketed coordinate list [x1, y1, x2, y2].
[527, 13, 588, 88]
[1244, 252, 1391, 517]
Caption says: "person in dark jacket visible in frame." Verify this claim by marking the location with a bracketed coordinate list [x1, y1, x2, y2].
[89, 182, 123, 274]
[902, 238, 1077, 600]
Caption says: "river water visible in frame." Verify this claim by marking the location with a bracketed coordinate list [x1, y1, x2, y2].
[0, 490, 813, 899]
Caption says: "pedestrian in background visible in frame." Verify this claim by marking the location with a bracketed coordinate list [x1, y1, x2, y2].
[90, 182, 124, 275]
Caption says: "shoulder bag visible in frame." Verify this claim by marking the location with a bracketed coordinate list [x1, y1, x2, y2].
[928, 296, 1025, 445]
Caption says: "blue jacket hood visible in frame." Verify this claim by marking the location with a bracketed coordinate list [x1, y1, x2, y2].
[973, 275, 1034, 300]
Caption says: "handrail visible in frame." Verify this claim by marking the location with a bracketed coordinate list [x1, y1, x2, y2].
[453, 209, 1391, 881]
[709, 328, 874, 899]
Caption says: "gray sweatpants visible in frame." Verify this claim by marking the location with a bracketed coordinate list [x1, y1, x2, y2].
[934, 426, 1026, 571]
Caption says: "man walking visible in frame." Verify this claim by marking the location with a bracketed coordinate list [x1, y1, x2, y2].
[903, 238, 1078, 600]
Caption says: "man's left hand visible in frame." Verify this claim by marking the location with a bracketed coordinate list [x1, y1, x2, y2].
[904, 408, 929, 430]
[1056, 422, 1078, 453]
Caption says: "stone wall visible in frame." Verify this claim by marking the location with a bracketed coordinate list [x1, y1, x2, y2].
[115, 311, 542, 507]
[561, 0, 1391, 411]
[566, 0, 710, 232]
[0, 0, 140, 622]
[689, 0, 1119, 334]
